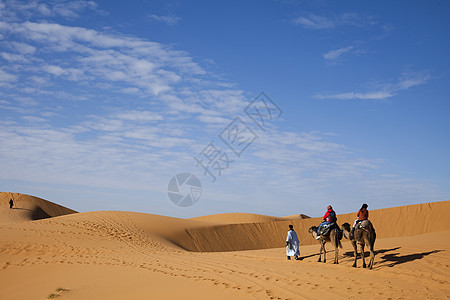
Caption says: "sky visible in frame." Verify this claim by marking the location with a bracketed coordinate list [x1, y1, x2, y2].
[0, 0, 449, 218]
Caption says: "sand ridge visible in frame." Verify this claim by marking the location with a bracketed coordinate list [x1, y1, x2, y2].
[190, 212, 310, 224]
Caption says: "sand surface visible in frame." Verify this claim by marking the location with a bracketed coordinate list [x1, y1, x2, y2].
[0, 192, 449, 299]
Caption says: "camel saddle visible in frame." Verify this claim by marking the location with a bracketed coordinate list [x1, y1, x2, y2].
[356, 220, 371, 230]
[355, 220, 375, 236]
[318, 223, 339, 236]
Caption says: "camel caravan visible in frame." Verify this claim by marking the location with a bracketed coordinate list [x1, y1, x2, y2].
[306, 204, 376, 269]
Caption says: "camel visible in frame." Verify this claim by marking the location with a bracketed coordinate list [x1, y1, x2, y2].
[308, 225, 342, 264]
[342, 221, 376, 269]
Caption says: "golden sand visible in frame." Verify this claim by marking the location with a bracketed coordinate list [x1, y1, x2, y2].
[1, 192, 449, 299]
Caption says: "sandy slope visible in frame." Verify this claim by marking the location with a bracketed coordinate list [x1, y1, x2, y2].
[183, 201, 450, 252]
[0, 193, 449, 299]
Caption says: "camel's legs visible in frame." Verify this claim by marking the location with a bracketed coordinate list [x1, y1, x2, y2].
[361, 243, 367, 268]
[322, 242, 326, 263]
[334, 246, 339, 264]
[368, 241, 375, 269]
[333, 231, 339, 264]
[318, 242, 323, 262]
[351, 241, 357, 267]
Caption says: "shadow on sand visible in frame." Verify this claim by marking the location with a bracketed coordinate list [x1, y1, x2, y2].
[300, 249, 335, 260]
[341, 247, 443, 269]
[12, 207, 33, 211]
[342, 247, 401, 258]
[11, 207, 52, 221]
[379, 250, 443, 267]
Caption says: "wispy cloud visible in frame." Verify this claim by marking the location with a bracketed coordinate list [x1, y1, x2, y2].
[314, 91, 394, 100]
[0, 20, 207, 97]
[0, 2, 442, 218]
[323, 46, 354, 61]
[396, 72, 430, 90]
[0, 3, 250, 193]
[0, 69, 17, 82]
[148, 14, 180, 26]
[314, 71, 430, 100]
[0, 0, 101, 21]
[291, 12, 376, 30]
[291, 13, 334, 29]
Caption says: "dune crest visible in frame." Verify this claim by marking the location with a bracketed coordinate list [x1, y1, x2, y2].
[282, 213, 311, 219]
[191, 212, 311, 224]
[191, 212, 289, 224]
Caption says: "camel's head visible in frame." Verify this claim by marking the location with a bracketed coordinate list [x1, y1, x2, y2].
[341, 222, 351, 232]
[308, 226, 318, 233]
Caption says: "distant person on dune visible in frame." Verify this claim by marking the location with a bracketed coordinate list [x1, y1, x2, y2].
[316, 205, 337, 239]
[9, 198, 14, 209]
[350, 203, 369, 238]
[286, 224, 300, 260]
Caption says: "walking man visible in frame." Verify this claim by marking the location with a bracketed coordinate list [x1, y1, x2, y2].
[286, 224, 301, 260]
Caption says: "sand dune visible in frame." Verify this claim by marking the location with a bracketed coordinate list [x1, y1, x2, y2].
[0, 192, 449, 299]
[191, 212, 310, 224]
[183, 201, 450, 252]
[281, 213, 311, 220]
[0, 192, 77, 225]
[190, 212, 289, 224]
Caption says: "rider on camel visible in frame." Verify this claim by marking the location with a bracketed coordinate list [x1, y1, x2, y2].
[350, 203, 368, 238]
[316, 205, 337, 239]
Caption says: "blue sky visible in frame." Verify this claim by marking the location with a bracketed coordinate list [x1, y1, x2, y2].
[0, 0, 449, 218]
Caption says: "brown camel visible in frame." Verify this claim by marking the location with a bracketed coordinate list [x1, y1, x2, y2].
[308, 225, 342, 264]
[342, 221, 376, 269]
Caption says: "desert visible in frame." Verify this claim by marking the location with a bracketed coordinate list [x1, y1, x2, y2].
[1, 1, 449, 299]
[0, 192, 449, 299]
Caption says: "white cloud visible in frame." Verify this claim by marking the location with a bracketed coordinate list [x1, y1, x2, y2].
[1, 52, 28, 62]
[396, 72, 430, 90]
[52, 1, 98, 18]
[44, 65, 66, 76]
[115, 111, 163, 122]
[0, 0, 100, 21]
[291, 14, 334, 29]
[0, 69, 17, 82]
[314, 91, 394, 100]
[291, 12, 377, 30]
[11, 41, 36, 54]
[15, 96, 38, 106]
[314, 71, 430, 100]
[323, 46, 354, 61]
[119, 87, 141, 94]
[40, 111, 59, 117]
[148, 14, 180, 26]
[0, 20, 206, 96]
[21, 115, 46, 123]
[196, 115, 230, 125]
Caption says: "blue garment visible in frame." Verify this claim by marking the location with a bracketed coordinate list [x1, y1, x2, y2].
[317, 221, 331, 235]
